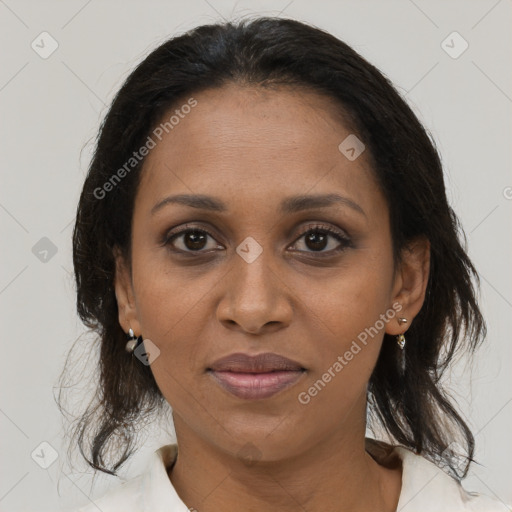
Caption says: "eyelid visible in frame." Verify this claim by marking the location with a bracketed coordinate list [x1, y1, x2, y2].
[291, 223, 351, 243]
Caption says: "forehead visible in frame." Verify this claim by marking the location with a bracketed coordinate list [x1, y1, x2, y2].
[136, 84, 385, 218]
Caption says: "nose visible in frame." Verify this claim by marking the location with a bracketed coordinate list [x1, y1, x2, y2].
[216, 251, 293, 335]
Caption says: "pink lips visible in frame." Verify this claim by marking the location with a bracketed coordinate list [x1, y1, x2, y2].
[207, 352, 306, 400]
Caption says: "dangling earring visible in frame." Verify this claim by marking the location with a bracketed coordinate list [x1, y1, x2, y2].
[396, 318, 407, 350]
[126, 327, 142, 353]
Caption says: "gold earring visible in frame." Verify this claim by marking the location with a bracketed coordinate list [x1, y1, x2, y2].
[397, 318, 407, 350]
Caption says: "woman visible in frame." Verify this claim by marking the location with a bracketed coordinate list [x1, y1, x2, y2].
[65, 17, 508, 511]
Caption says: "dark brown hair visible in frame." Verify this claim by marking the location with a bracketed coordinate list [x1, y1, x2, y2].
[60, 17, 485, 479]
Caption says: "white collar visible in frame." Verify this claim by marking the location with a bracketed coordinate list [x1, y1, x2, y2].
[110, 443, 507, 511]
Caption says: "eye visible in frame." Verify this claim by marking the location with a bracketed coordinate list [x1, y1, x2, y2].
[163, 226, 222, 253]
[290, 224, 351, 254]
[163, 223, 351, 256]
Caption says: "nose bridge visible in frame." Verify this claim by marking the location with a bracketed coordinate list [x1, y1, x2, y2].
[217, 238, 292, 333]
[232, 241, 276, 307]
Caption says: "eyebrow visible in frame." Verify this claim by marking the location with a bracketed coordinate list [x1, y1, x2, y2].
[151, 193, 366, 218]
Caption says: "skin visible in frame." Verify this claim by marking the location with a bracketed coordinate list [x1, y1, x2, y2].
[114, 83, 430, 512]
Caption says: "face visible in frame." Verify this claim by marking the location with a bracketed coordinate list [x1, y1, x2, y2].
[114, 84, 427, 462]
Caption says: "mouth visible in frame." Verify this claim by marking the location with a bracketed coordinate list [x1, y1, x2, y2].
[207, 352, 306, 400]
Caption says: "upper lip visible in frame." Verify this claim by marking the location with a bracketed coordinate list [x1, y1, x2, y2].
[208, 352, 305, 373]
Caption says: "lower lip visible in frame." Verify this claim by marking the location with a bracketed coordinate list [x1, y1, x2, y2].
[208, 370, 305, 400]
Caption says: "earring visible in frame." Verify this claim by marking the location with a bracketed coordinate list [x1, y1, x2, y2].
[125, 327, 142, 353]
[397, 317, 407, 350]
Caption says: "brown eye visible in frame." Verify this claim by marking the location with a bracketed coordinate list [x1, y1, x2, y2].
[304, 231, 329, 251]
[181, 230, 208, 250]
[291, 225, 351, 254]
[165, 228, 221, 253]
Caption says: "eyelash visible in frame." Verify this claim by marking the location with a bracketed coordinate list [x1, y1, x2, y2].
[162, 223, 352, 256]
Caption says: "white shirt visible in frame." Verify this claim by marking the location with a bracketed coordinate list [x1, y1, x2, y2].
[71, 443, 509, 511]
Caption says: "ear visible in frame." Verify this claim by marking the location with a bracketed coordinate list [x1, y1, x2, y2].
[385, 236, 430, 336]
[113, 246, 141, 336]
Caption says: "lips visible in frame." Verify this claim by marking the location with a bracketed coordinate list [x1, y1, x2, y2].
[208, 352, 305, 373]
[207, 352, 306, 400]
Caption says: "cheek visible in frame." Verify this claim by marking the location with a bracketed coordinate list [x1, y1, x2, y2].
[295, 250, 394, 345]
[129, 249, 222, 402]
[131, 245, 219, 337]
[292, 297, 388, 429]
[291, 247, 394, 397]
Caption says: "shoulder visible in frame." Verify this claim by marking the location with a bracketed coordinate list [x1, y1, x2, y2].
[70, 474, 144, 512]
[67, 444, 185, 512]
[68, 442, 510, 512]
[394, 445, 510, 511]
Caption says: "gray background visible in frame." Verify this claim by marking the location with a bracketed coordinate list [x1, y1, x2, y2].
[0, 0, 511, 510]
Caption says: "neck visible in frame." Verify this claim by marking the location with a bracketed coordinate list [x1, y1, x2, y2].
[168, 418, 401, 512]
